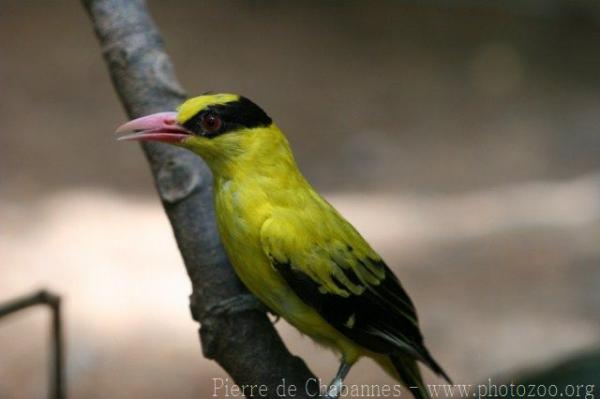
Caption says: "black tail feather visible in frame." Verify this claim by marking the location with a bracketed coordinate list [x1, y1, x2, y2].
[390, 353, 430, 399]
[420, 348, 453, 384]
[390, 351, 453, 399]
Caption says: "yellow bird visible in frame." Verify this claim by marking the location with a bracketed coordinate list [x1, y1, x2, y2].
[116, 93, 450, 399]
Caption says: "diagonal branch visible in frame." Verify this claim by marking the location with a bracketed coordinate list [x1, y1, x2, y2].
[81, 0, 318, 397]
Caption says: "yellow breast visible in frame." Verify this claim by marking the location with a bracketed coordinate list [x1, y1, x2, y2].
[213, 176, 361, 361]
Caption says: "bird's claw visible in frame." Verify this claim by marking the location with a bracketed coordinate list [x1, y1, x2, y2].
[325, 377, 343, 399]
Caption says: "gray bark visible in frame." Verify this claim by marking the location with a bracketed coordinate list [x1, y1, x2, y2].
[81, 0, 319, 397]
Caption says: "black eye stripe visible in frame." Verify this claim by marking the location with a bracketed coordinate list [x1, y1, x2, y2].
[182, 96, 272, 138]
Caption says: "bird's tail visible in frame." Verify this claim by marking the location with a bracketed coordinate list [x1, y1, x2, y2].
[389, 353, 430, 399]
[375, 350, 452, 399]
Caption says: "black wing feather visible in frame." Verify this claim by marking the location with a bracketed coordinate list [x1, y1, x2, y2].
[274, 257, 424, 356]
[274, 256, 451, 382]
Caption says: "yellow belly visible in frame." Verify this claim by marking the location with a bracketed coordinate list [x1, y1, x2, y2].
[226, 232, 362, 362]
[214, 187, 362, 363]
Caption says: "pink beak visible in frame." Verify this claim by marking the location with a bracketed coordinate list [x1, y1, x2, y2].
[115, 112, 192, 143]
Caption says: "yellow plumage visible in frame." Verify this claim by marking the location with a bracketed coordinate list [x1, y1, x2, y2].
[117, 93, 450, 399]
[196, 122, 371, 363]
[176, 93, 239, 124]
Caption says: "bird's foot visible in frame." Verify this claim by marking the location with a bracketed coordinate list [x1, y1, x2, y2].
[326, 377, 343, 399]
[325, 360, 351, 399]
[199, 293, 264, 320]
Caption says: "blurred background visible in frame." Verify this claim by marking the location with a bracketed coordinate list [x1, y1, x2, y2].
[1, 0, 600, 398]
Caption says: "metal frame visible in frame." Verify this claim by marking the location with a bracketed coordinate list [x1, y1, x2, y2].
[0, 290, 65, 399]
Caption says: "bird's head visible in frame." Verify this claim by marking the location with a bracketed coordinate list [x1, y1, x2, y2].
[116, 93, 278, 165]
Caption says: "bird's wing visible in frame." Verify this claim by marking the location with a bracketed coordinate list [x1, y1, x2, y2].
[260, 210, 429, 360]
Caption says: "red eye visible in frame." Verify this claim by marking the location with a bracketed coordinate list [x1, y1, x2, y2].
[201, 113, 222, 133]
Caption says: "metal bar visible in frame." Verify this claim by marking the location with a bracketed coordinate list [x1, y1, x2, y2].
[0, 290, 66, 399]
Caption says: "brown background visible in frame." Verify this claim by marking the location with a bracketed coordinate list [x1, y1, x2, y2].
[1, 1, 599, 398]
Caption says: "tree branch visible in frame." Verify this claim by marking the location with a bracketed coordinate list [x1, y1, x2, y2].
[81, 0, 318, 397]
